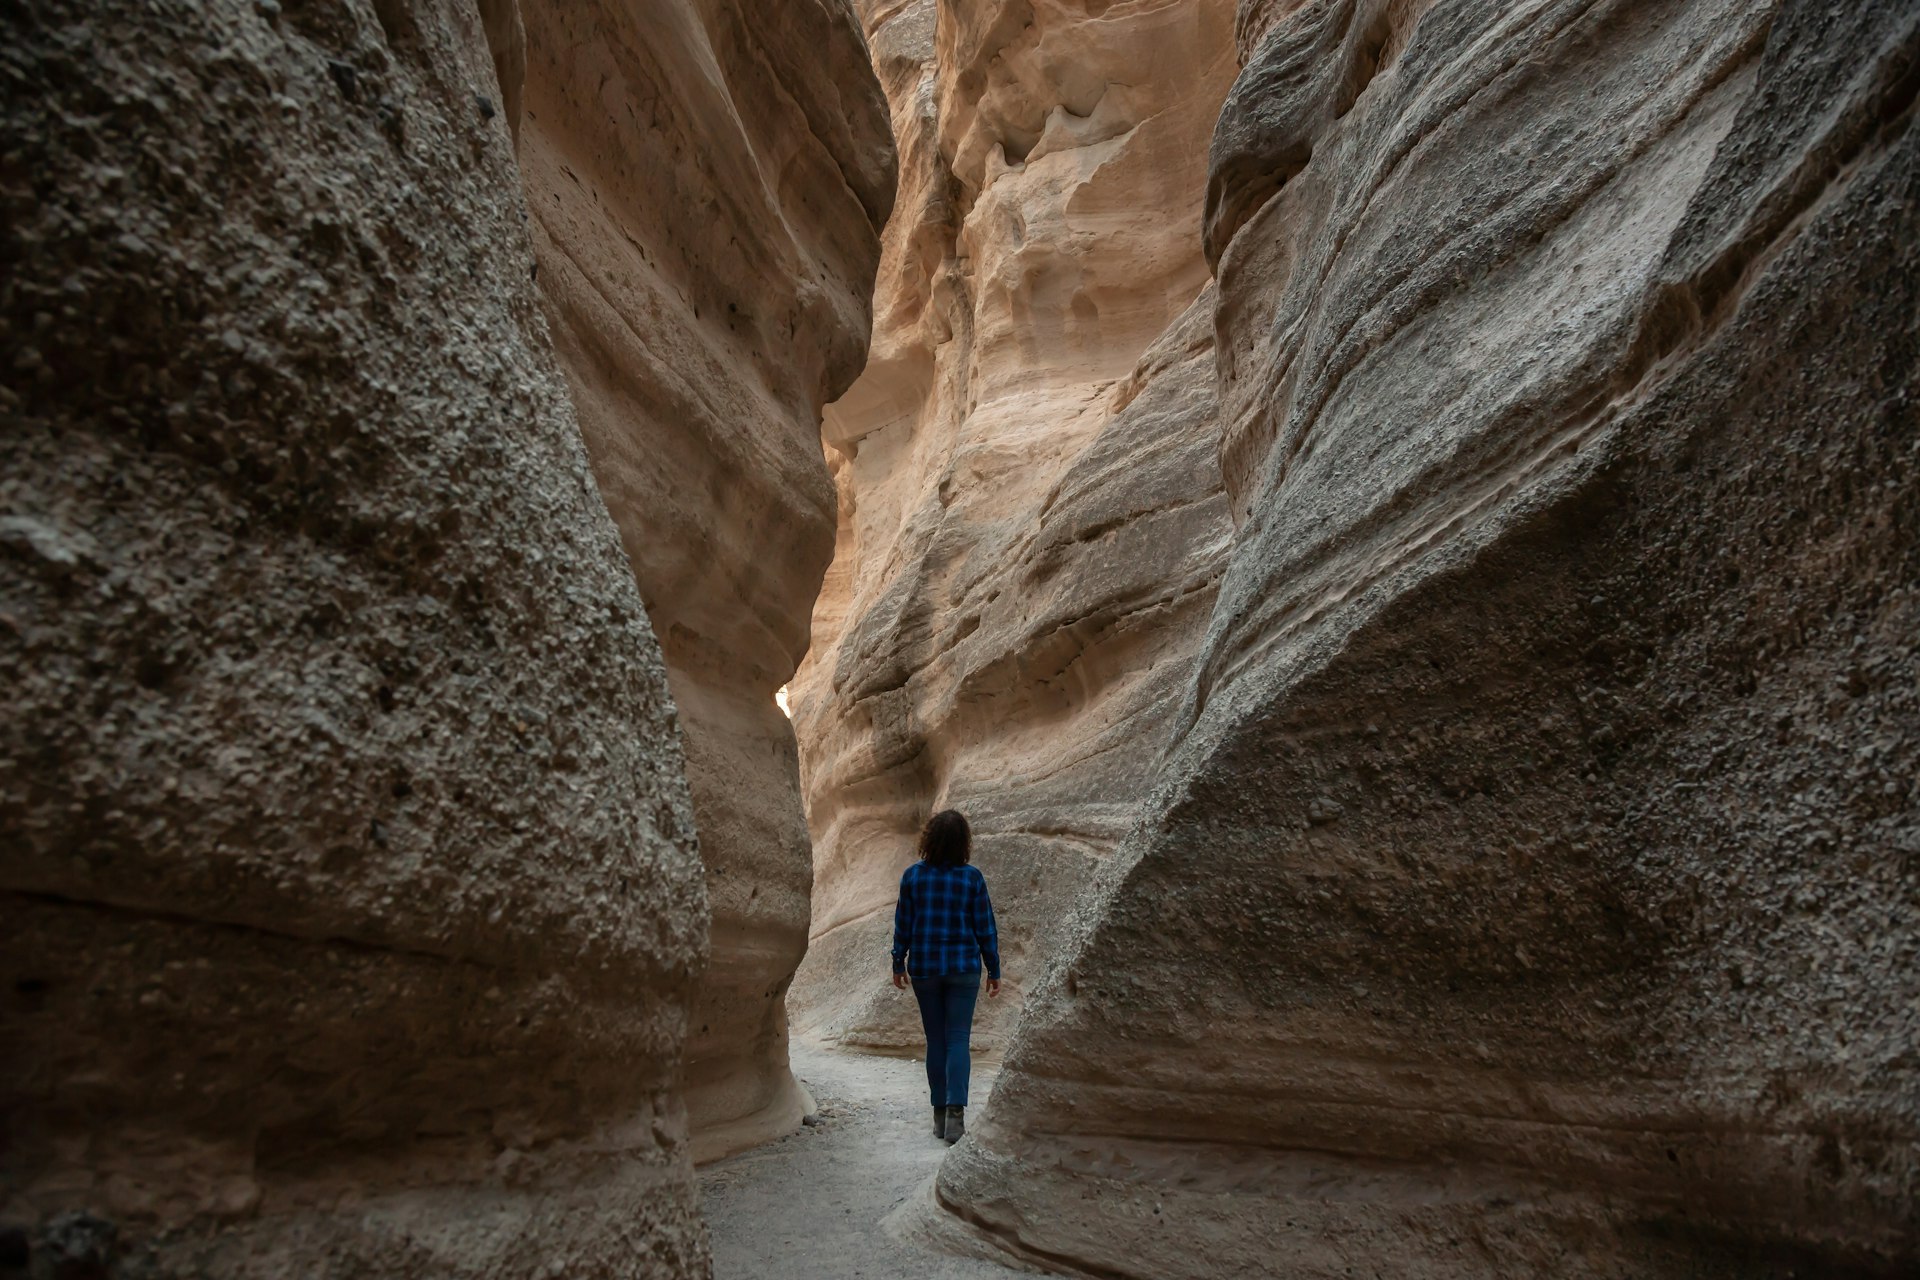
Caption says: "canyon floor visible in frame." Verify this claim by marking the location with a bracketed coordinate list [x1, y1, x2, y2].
[700, 1040, 1028, 1279]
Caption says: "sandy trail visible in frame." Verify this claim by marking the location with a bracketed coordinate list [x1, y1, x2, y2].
[699, 1040, 1033, 1279]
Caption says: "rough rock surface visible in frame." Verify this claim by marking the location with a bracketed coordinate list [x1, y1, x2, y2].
[0, 1, 710, 1274]
[512, 0, 894, 1159]
[788, 0, 1240, 1053]
[923, 0, 1920, 1275]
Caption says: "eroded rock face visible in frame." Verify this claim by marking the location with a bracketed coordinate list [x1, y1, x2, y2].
[923, 0, 1920, 1275]
[787, 0, 1239, 1051]
[513, 0, 893, 1159]
[0, 0, 871, 1271]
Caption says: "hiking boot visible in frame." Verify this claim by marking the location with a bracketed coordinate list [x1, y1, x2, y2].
[944, 1106, 965, 1143]
[932, 1107, 946, 1139]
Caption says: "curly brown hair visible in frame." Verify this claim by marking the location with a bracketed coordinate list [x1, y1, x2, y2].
[917, 809, 971, 867]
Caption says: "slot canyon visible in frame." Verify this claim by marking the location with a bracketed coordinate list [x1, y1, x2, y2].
[2, 2, 1915, 1280]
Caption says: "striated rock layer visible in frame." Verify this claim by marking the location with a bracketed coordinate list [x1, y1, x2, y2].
[789, 0, 1240, 1053]
[0, 1, 708, 1273]
[923, 0, 1920, 1275]
[0, 0, 893, 1270]
[514, 0, 893, 1159]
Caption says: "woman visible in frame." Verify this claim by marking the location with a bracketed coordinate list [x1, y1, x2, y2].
[891, 809, 1001, 1143]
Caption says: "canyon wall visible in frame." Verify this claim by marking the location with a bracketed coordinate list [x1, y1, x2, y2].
[788, 0, 1240, 1052]
[514, 0, 892, 1158]
[916, 0, 1920, 1275]
[1, 0, 889, 1274]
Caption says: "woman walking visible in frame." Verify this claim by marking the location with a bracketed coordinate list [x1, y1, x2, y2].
[891, 809, 1001, 1143]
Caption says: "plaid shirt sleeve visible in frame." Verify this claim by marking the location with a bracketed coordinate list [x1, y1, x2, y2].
[892, 865, 913, 975]
[970, 869, 1001, 981]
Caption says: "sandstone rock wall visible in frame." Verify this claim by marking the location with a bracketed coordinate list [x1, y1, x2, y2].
[788, 0, 1240, 1052]
[1, 0, 892, 1271]
[512, 0, 893, 1159]
[923, 0, 1920, 1274]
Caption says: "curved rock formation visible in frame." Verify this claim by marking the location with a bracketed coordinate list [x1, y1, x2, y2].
[923, 0, 1920, 1274]
[514, 0, 893, 1159]
[0, 1, 706, 1273]
[2, 0, 891, 1270]
[788, 0, 1240, 1053]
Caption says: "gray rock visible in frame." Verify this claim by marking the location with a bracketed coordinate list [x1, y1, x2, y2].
[1, 2, 711, 1274]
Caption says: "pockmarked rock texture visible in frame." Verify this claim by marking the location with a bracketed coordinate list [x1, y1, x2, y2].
[923, 0, 1920, 1275]
[511, 0, 894, 1159]
[788, 0, 1239, 1053]
[1, 1, 709, 1274]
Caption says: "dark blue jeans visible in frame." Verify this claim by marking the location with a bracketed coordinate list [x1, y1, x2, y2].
[910, 972, 981, 1107]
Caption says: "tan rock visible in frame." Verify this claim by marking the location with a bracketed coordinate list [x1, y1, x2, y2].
[0, 0, 894, 1269]
[0, 0, 706, 1274]
[925, 0, 1920, 1274]
[513, 0, 893, 1159]
[788, 0, 1240, 1052]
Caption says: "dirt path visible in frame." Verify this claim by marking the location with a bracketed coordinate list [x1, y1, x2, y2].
[699, 1041, 1034, 1279]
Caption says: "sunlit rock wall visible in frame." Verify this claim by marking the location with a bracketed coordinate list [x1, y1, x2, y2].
[1, 0, 708, 1274]
[514, 0, 893, 1159]
[787, 0, 1239, 1052]
[928, 0, 1920, 1274]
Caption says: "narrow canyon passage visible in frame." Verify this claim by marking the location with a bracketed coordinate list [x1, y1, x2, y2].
[700, 1042, 1026, 1280]
[3, 0, 1915, 1277]
[789, 0, 1920, 1275]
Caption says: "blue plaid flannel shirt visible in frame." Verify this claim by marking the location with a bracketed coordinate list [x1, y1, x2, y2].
[892, 861, 1000, 980]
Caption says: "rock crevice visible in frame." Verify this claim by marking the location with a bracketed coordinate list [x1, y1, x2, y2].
[513, 0, 894, 1160]
[790, 0, 1241, 1057]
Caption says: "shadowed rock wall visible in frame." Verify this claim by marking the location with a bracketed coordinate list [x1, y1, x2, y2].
[514, 0, 893, 1160]
[1, 0, 892, 1270]
[788, 0, 1239, 1054]
[921, 0, 1920, 1274]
